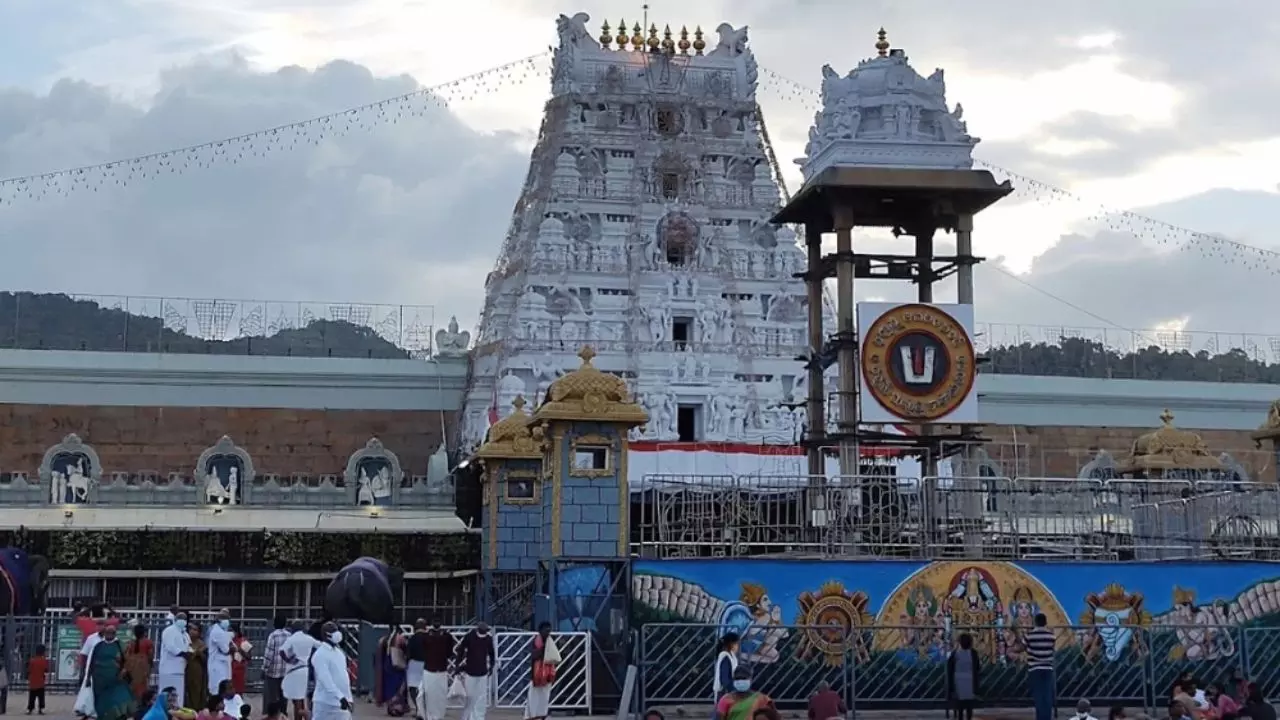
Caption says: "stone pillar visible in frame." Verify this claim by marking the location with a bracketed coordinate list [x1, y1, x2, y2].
[915, 228, 935, 303]
[805, 224, 826, 478]
[956, 215, 975, 305]
[832, 207, 858, 477]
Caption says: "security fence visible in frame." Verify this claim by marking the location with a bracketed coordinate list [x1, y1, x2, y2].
[638, 623, 1274, 711]
[349, 624, 591, 712]
[633, 476, 1280, 560]
[2, 612, 272, 692]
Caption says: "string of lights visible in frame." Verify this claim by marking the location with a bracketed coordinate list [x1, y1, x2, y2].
[0, 53, 552, 205]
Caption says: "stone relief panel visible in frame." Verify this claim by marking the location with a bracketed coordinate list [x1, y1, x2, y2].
[346, 438, 402, 506]
[195, 435, 255, 506]
[40, 434, 102, 505]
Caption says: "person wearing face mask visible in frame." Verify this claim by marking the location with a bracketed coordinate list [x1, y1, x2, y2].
[280, 621, 318, 720]
[159, 613, 193, 709]
[715, 667, 773, 720]
[311, 622, 354, 720]
[207, 611, 234, 698]
[88, 621, 136, 720]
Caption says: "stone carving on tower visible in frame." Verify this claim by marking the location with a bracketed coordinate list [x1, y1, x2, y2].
[799, 28, 979, 181]
[460, 12, 836, 479]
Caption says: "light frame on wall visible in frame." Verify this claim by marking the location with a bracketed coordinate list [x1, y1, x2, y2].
[856, 301, 979, 425]
[503, 468, 541, 505]
[569, 433, 614, 478]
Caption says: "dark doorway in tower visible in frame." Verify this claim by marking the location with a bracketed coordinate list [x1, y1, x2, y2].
[672, 316, 691, 350]
[677, 405, 699, 442]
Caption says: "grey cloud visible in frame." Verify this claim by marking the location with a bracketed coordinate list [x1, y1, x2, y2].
[0, 52, 532, 330]
[841, 189, 1280, 338]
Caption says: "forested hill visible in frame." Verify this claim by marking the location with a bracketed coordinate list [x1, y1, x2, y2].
[0, 292, 411, 359]
[0, 292, 1275, 382]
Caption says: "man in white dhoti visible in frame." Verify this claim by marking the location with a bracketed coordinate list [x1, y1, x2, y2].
[207, 610, 234, 696]
[159, 613, 192, 708]
[524, 622, 558, 720]
[456, 622, 496, 720]
[405, 619, 428, 712]
[312, 622, 354, 720]
[280, 621, 318, 720]
[416, 617, 455, 720]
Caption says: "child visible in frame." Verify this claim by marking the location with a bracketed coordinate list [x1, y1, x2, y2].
[27, 644, 47, 715]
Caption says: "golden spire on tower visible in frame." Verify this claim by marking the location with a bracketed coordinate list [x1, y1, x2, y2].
[875, 27, 890, 57]
[631, 22, 644, 50]
[678, 26, 691, 55]
[646, 23, 660, 51]
[661, 25, 675, 53]
[599, 19, 613, 48]
[692, 26, 705, 55]
[615, 19, 629, 49]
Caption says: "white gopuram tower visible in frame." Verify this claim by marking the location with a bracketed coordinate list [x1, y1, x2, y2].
[460, 13, 846, 483]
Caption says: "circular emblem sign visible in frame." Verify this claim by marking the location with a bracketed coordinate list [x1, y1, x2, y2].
[860, 303, 976, 422]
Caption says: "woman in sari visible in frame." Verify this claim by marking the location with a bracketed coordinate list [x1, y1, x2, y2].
[89, 622, 137, 720]
[374, 627, 408, 712]
[715, 667, 773, 720]
[185, 624, 210, 713]
[124, 624, 155, 700]
[230, 628, 248, 696]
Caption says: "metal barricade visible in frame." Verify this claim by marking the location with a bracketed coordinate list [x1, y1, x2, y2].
[639, 623, 1280, 711]
[493, 631, 590, 711]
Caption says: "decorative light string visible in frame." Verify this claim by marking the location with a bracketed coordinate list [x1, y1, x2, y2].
[0, 54, 552, 205]
[756, 66, 1280, 277]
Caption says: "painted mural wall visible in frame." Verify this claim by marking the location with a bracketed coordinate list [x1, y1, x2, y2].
[632, 559, 1280, 702]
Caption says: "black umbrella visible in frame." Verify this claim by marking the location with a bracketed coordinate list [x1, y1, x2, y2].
[323, 556, 404, 624]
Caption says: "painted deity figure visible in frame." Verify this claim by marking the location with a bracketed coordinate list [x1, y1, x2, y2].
[1002, 587, 1041, 664]
[898, 585, 946, 662]
[1169, 587, 1236, 661]
[946, 568, 1003, 660]
[737, 583, 788, 664]
[357, 472, 376, 505]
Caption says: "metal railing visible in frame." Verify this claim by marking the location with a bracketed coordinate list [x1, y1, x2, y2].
[639, 622, 1273, 711]
[0, 292, 436, 359]
[632, 475, 1280, 560]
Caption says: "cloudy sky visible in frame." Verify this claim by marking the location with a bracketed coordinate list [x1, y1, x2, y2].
[1, 0, 1278, 352]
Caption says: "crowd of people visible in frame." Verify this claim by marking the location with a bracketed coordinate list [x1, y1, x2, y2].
[369, 619, 561, 720]
[61, 607, 353, 720]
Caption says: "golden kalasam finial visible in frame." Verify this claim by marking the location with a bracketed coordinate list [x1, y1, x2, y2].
[875, 27, 890, 57]
[631, 22, 644, 49]
[692, 26, 706, 55]
[678, 26, 691, 55]
[1160, 408, 1175, 427]
[599, 19, 613, 48]
[578, 345, 597, 365]
[647, 23, 660, 51]
[661, 24, 675, 53]
[511, 395, 527, 412]
[616, 19, 629, 49]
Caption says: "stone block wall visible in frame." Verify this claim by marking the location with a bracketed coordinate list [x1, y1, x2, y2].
[0, 403, 455, 479]
[558, 477, 623, 557]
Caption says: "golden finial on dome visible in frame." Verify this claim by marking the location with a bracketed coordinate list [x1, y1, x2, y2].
[615, 19, 629, 49]
[647, 23, 660, 51]
[1160, 408, 1175, 426]
[875, 27, 890, 57]
[692, 26, 705, 55]
[511, 395, 527, 412]
[631, 22, 644, 50]
[678, 26, 691, 55]
[599, 19, 613, 48]
[577, 345, 597, 365]
[661, 24, 675, 53]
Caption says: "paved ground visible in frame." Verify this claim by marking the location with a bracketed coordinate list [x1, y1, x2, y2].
[7, 695, 1096, 719]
